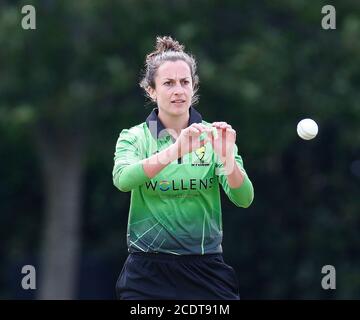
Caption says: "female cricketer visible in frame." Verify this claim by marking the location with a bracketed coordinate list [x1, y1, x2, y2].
[112, 36, 254, 300]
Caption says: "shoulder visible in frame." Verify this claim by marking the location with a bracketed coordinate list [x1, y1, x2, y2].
[117, 122, 148, 143]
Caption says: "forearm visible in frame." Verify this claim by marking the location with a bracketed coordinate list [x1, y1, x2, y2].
[113, 143, 180, 192]
[220, 156, 254, 207]
[113, 161, 149, 192]
[222, 156, 245, 188]
[142, 143, 180, 179]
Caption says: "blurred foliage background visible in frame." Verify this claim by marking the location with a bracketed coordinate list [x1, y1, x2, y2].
[0, 0, 359, 299]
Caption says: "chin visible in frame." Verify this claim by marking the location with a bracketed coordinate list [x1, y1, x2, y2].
[170, 104, 190, 115]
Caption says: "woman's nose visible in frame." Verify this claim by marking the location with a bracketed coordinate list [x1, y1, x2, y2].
[173, 82, 185, 94]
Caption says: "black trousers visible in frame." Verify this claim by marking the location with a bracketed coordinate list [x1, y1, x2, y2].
[116, 252, 240, 300]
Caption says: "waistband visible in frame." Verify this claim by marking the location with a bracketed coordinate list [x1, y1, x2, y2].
[130, 252, 222, 262]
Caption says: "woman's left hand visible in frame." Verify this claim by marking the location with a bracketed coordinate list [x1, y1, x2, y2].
[210, 122, 236, 163]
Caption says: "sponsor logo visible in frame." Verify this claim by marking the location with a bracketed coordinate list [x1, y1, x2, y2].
[145, 178, 214, 191]
[159, 180, 170, 191]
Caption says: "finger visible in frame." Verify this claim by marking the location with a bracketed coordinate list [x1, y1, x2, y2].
[219, 122, 230, 129]
[217, 126, 232, 133]
[206, 127, 219, 140]
[200, 123, 214, 132]
[202, 125, 214, 135]
[225, 128, 236, 141]
[212, 122, 229, 129]
[191, 123, 207, 133]
[188, 127, 201, 136]
[208, 126, 219, 140]
[224, 128, 236, 136]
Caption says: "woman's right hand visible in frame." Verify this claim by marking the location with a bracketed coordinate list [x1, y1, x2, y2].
[174, 123, 213, 158]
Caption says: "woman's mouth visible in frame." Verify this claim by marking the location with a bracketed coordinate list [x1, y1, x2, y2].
[171, 100, 186, 104]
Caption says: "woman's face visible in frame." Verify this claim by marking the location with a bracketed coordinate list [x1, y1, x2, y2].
[149, 60, 194, 117]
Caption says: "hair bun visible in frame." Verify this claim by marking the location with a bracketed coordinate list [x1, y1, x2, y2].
[155, 36, 184, 53]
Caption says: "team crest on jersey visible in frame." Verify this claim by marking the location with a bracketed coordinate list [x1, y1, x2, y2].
[192, 146, 210, 166]
[195, 146, 206, 161]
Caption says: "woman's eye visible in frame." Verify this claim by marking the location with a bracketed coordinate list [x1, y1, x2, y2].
[163, 80, 190, 86]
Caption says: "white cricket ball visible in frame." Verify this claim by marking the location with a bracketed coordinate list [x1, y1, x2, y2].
[297, 118, 318, 140]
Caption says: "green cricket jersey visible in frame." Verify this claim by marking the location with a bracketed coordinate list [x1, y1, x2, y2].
[112, 107, 254, 255]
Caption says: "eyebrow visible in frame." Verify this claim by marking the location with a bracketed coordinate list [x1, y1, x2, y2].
[162, 77, 190, 81]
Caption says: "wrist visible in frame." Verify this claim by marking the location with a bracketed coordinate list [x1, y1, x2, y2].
[220, 150, 234, 165]
[222, 156, 237, 174]
[167, 143, 181, 162]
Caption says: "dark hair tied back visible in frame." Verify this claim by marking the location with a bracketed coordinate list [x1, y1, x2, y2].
[140, 35, 200, 105]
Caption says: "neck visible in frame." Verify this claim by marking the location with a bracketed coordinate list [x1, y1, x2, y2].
[158, 108, 190, 137]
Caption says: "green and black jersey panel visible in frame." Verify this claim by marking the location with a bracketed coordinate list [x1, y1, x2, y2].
[113, 107, 254, 255]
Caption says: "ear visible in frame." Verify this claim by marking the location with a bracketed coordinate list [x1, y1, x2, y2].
[146, 86, 157, 102]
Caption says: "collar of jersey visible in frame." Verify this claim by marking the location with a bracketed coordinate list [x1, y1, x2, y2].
[145, 106, 203, 141]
